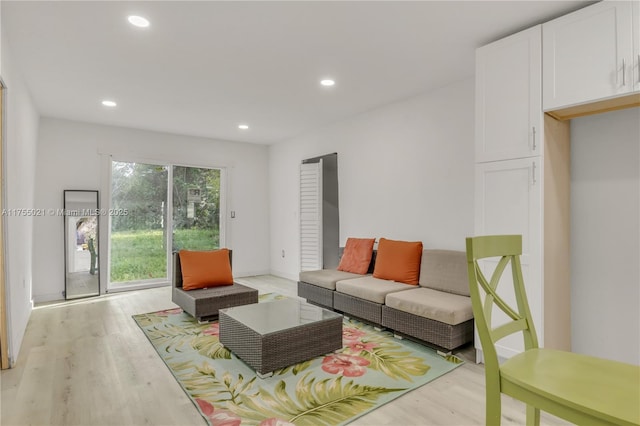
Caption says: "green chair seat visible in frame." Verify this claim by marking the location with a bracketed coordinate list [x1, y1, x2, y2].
[501, 348, 640, 426]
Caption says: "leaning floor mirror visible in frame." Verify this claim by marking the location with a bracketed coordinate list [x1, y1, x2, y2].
[64, 190, 100, 300]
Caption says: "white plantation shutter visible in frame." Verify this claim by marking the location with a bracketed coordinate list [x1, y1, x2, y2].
[300, 161, 323, 271]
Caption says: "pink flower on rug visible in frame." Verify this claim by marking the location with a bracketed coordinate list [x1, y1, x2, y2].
[195, 398, 215, 417]
[210, 410, 241, 426]
[203, 323, 220, 336]
[346, 340, 378, 353]
[259, 419, 295, 426]
[157, 307, 183, 316]
[321, 353, 370, 377]
[342, 327, 366, 344]
[195, 399, 241, 426]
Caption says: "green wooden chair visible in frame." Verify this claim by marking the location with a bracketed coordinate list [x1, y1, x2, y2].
[466, 235, 639, 426]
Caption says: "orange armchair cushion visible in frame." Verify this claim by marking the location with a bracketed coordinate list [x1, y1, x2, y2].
[373, 238, 423, 285]
[179, 249, 234, 290]
[337, 237, 375, 274]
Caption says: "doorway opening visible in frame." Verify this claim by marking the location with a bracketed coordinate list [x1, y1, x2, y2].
[300, 153, 339, 271]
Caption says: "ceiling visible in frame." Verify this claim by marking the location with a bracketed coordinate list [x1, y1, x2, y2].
[2, 1, 592, 145]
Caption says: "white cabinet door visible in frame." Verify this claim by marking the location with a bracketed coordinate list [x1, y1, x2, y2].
[633, 1, 640, 92]
[475, 158, 543, 359]
[543, 1, 634, 110]
[476, 26, 541, 162]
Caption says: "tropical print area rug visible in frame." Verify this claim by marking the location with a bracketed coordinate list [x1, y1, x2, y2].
[133, 294, 463, 426]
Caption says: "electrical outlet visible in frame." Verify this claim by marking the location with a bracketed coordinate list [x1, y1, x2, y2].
[230, 211, 236, 218]
[281, 249, 285, 258]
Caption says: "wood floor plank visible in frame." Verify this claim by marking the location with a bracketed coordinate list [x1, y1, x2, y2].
[1, 276, 570, 425]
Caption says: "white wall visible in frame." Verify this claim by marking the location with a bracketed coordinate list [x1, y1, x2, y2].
[269, 79, 475, 280]
[33, 118, 270, 302]
[1, 31, 40, 365]
[571, 107, 640, 365]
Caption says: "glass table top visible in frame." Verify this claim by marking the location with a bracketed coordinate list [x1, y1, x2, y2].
[220, 298, 342, 335]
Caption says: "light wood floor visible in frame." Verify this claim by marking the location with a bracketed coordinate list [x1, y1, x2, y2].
[1, 275, 569, 426]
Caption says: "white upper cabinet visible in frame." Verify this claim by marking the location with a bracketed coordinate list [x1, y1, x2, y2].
[543, 1, 636, 111]
[476, 26, 542, 163]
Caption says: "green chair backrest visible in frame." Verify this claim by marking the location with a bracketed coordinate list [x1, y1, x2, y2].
[465, 235, 539, 368]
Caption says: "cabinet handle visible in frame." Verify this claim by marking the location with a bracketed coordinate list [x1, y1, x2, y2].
[622, 58, 626, 86]
[532, 126, 537, 151]
[532, 162, 537, 185]
[638, 54, 640, 84]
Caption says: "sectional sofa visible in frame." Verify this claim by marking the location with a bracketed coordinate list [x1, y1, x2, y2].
[298, 246, 474, 351]
[298, 250, 376, 310]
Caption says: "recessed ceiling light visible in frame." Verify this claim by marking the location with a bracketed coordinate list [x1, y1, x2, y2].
[128, 15, 150, 28]
[238, 124, 249, 130]
[102, 100, 117, 107]
[320, 79, 335, 87]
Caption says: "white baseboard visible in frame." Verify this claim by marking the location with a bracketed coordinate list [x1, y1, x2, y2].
[268, 269, 298, 281]
[476, 345, 522, 364]
[33, 292, 65, 304]
[235, 269, 270, 278]
[496, 344, 522, 360]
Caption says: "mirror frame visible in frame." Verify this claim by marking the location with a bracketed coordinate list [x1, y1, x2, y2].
[63, 190, 100, 300]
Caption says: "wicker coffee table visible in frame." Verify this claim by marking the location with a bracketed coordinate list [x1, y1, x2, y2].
[219, 298, 343, 378]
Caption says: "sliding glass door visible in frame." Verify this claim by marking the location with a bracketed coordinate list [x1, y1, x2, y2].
[110, 161, 169, 285]
[108, 160, 223, 289]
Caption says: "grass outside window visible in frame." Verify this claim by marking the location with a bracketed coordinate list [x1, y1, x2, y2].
[110, 229, 219, 282]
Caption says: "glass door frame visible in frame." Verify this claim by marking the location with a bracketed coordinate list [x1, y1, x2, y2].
[104, 155, 227, 293]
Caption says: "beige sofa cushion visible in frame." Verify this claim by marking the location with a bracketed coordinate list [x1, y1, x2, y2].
[299, 269, 365, 290]
[336, 276, 413, 304]
[419, 249, 469, 296]
[385, 287, 473, 325]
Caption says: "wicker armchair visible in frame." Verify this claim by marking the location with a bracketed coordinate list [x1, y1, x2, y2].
[172, 250, 258, 322]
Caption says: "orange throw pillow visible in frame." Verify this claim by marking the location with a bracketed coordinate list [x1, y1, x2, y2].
[337, 238, 375, 274]
[373, 238, 423, 285]
[180, 249, 234, 290]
